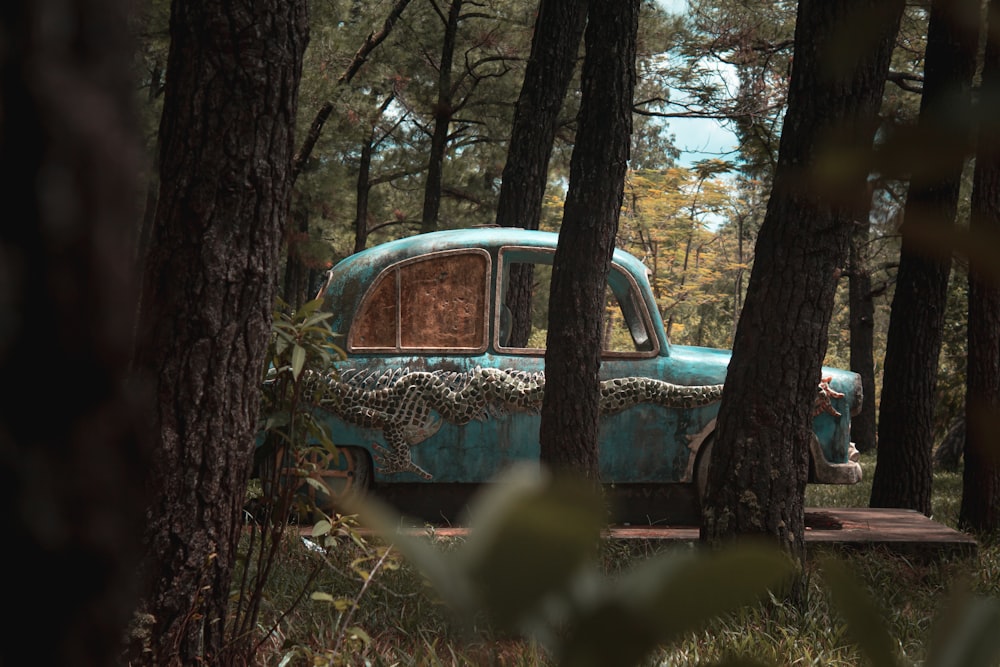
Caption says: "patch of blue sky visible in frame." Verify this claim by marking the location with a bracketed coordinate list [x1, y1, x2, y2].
[656, 0, 689, 15]
[652, 0, 741, 168]
[668, 116, 739, 168]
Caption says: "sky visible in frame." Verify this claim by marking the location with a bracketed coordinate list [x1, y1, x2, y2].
[668, 116, 739, 167]
[654, 0, 740, 167]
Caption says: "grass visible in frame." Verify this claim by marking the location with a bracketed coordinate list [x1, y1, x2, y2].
[243, 453, 1000, 666]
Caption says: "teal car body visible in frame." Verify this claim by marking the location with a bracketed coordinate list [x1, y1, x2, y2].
[305, 227, 862, 521]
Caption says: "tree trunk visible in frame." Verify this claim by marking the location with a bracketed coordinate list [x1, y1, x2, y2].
[352, 94, 397, 254]
[959, 0, 1000, 532]
[934, 418, 965, 470]
[0, 2, 149, 665]
[871, 0, 980, 514]
[665, 221, 696, 339]
[733, 212, 746, 340]
[701, 0, 903, 573]
[849, 218, 879, 453]
[421, 0, 462, 233]
[130, 1, 308, 664]
[498, 0, 587, 347]
[354, 129, 375, 253]
[282, 204, 313, 310]
[539, 0, 637, 480]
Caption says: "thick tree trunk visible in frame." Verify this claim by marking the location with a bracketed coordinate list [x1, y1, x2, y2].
[701, 0, 903, 571]
[539, 0, 637, 480]
[496, 0, 584, 233]
[130, 1, 308, 664]
[849, 220, 879, 453]
[959, 0, 1000, 532]
[871, 0, 980, 514]
[498, 0, 587, 346]
[0, 2, 149, 665]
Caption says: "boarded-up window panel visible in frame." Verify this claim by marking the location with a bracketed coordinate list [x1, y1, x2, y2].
[400, 253, 487, 348]
[352, 271, 397, 348]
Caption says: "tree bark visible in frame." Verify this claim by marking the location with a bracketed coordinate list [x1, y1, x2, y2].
[701, 0, 903, 572]
[959, 0, 1000, 532]
[130, 1, 308, 664]
[0, 2, 149, 665]
[849, 218, 879, 453]
[871, 0, 980, 514]
[539, 0, 637, 480]
[497, 0, 587, 346]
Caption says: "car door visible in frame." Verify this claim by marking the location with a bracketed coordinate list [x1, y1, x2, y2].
[331, 245, 542, 483]
[493, 247, 721, 486]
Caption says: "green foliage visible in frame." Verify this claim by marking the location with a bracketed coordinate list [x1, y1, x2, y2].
[257, 297, 343, 459]
[822, 556, 1000, 667]
[131, 2, 973, 456]
[228, 299, 353, 664]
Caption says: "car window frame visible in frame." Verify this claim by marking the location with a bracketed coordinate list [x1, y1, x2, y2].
[495, 245, 660, 359]
[347, 247, 492, 354]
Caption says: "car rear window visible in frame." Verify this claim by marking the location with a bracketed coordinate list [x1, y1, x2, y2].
[350, 249, 490, 352]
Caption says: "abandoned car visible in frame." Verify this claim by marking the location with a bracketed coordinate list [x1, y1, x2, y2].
[282, 227, 863, 523]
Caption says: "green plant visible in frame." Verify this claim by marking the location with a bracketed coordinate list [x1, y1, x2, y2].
[255, 297, 345, 516]
[235, 331, 1000, 667]
[227, 298, 378, 664]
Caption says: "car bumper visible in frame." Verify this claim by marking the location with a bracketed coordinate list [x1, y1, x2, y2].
[810, 439, 863, 485]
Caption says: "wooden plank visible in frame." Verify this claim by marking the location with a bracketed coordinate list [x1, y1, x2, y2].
[602, 508, 978, 560]
[380, 508, 977, 561]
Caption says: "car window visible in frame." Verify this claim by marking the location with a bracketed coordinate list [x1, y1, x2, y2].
[497, 250, 655, 356]
[605, 267, 654, 353]
[349, 249, 490, 352]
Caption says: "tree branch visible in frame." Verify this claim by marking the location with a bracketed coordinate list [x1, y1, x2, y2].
[292, 0, 414, 179]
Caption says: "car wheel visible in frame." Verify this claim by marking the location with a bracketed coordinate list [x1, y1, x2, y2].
[695, 436, 714, 506]
[305, 446, 372, 516]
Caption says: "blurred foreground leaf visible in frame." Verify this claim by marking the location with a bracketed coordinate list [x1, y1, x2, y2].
[558, 543, 795, 667]
[349, 465, 795, 667]
[927, 592, 1000, 667]
[459, 464, 607, 631]
[343, 492, 474, 612]
[821, 557, 900, 667]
